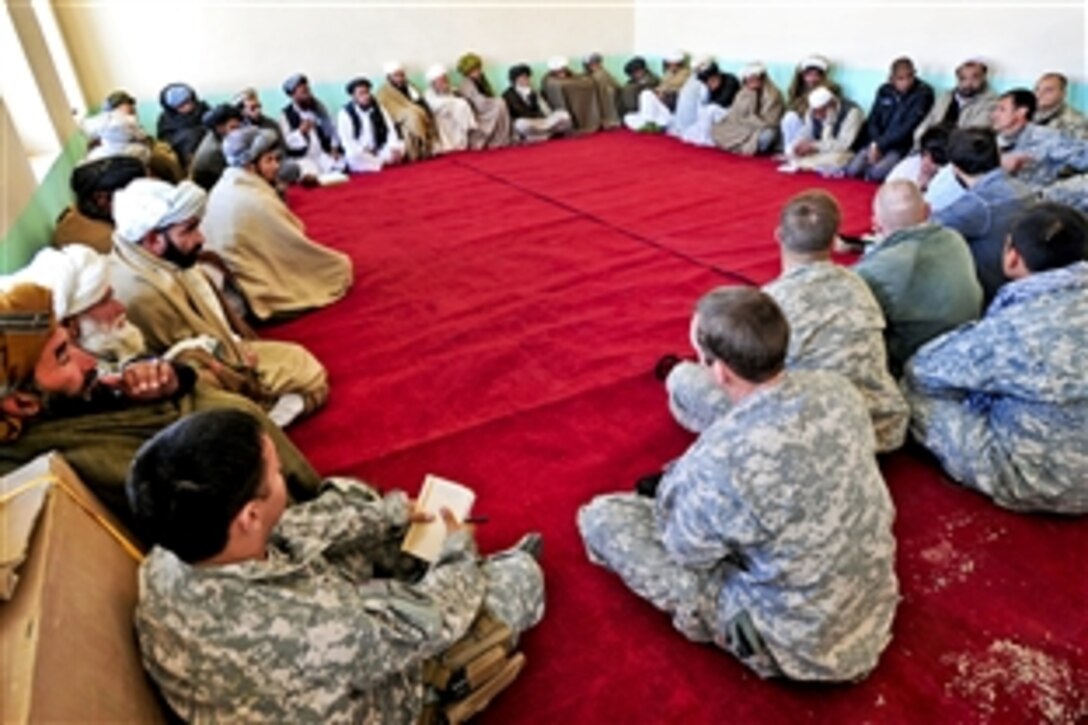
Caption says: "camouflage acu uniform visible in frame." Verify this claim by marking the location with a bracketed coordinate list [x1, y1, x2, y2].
[903, 262, 1088, 514]
[1002, 123, 1088, 211]
[580, 370, 900, 681]
[135, 478, 545, 723]
[667, 262, 909, 452]
[1035, 103, 1088, 139]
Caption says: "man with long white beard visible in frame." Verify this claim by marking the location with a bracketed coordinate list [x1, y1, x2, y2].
[6, 245, 146, 370]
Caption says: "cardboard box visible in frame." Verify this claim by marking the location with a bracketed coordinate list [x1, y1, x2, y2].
[0, 453, 168, 723]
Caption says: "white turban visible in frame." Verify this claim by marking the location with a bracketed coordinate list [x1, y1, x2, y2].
[85, 111, 152, 164]
[798, 55, 829, 73]
[112, 179, 207, 244]
[807, 86, 835, 109]
[741, 61, 766, 80]
[692, 55, 714, 73]
[425, 64, 447, 83]
[7, 246, 109, 320]
[546, 55, 569, 72]
[383, 60, 404, 76]
[663, 49, 686, 64]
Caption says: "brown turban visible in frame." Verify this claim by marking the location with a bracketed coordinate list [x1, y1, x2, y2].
[0, 283, 57, 441]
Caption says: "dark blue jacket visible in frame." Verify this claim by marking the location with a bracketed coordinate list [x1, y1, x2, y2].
[866, 80, 934, 155]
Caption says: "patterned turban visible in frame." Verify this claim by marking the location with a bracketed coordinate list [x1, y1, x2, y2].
[0, 283, 56, 440]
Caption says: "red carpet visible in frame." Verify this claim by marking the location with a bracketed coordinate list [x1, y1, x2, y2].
[269, 133, 1087, 723]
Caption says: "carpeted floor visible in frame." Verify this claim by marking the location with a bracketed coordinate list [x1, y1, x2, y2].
[268, 132, 1087, 723]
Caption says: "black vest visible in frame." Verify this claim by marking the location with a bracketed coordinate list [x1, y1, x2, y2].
[342, 102, 390, 150]
[282, 103, 334, 157]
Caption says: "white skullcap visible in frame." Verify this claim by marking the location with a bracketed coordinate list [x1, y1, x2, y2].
[383, 60, 404, 76]
[798, 55, 829, 72]
[546, 55, 569, 72]
[8, 246, 109, 320]
[692, 55, 714, 73]
[113, 179, 207, 244]
[741, 61, 766, 80]
[425, 64, 448, 83]
[959, 55, 989, 71]
[663, 49, 686, 64]
[808, 86, 835, 109]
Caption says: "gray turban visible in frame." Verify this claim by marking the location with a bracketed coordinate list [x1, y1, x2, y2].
[222, 127, 279, 167]
[283, 73, 307, 95]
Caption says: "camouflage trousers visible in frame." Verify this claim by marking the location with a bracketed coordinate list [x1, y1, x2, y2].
[665, 361, 731, 433]
[479, 549, 546, 639]
[907, 388, 1007, 501]
[1041, 175, 1088, 213]
[577, 493, 779, 677]
[906, 385, 1087, 513]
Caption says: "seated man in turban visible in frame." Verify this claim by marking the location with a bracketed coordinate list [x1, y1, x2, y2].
[619, 56, 660, 115]
[456, 53, 512, 149]
[375, 61, 438, 162]
[423, 64, 483, 153]
[280, 73, 345, 179]
[623, 50, 691, 132]
[5, 245, 145, 371]
[582, 52, 622, 129]
[52, 155, 147, 253]
[156, 83, 210, 172]
[202, 127, 353, 321]
[0, 282, 320, 519]
[190, 103, 244, 191]
[711, 62, 785, 156]
[781, 86, 865, 175]
[82, 90, 184, 183]
[232, 88, 301, 187]
[502, 64, 573, 143]
[540, 56, 604, 133]
[337, 77, 406, 173]
[109, 178, 331, 423]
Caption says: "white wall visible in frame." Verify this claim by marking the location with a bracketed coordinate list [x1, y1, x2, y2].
[634, 1, 1086, 104]
[56, 0, 635, 106]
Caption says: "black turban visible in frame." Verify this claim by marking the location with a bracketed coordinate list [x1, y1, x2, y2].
[70, 156, 147, 221]
[623, 57, 648, 77]
[345, 77, 372, 95]
[201, 103, 243, 131]
[508, 64, 532, 84]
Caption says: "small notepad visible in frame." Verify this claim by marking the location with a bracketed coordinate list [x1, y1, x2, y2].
[401, 475, 476, 562]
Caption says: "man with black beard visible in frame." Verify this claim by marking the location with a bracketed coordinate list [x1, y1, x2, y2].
[279, 73, 344, 178]
[0, 282, 321, 521]
[109, 179, 331, 425]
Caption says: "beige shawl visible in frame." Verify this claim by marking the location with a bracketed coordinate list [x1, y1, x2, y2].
[201, 167, 352, 321]
[712, 81, 786, 155]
